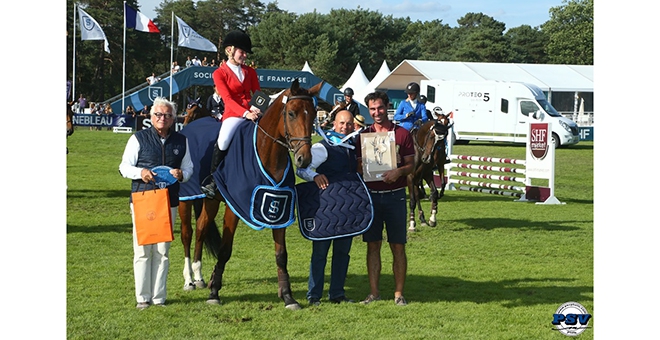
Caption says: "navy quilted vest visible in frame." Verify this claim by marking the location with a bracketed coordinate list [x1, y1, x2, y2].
[315, 139, 357, 181]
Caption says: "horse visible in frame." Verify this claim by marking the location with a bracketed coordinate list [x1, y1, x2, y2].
[196, 79, 323, 310]
[406, 114, 453, 232]
[177, 97, 222, 291]
[67, 103, 74, 154]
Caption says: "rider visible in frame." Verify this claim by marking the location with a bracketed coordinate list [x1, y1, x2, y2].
[201, 30, 262, 199]
[342, 87, 361, 117]
[393, 82, 427, 132]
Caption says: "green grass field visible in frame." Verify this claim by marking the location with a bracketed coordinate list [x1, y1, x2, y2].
[66, 128, 593, 339]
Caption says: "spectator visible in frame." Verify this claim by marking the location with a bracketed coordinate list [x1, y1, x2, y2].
[206, 85, 225, 119]
[210, 59, 217, 67]
[185, 56, 192, 68]
[140, 105, 150, 117]
[393, 82, 428, 131]
[200, 30, 261, 199]
[126, 105, 136, 117]
[192, 56, 201, 66]
[78, 94, 87, 114]
[146, 73, 159, 85]
[356, 91, 414, 306]
[202, 57, 208, 66]
[171, 61, 180, 74]
[296, 110, 359, 306]
[119, 96, 193, 309]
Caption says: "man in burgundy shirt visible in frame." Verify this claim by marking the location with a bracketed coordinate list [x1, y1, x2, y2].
[355, 91, 414, 306]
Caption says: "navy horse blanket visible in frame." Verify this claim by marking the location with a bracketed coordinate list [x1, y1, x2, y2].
[213, 121, 296, 230]
[295, 172, 373, 241]
[178, 116, 221, 201]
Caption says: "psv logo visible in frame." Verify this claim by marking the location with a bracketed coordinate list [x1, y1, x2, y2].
[529, 123, 549, 160]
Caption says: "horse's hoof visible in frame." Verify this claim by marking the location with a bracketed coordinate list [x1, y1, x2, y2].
[194, 280, 207, 289]
[183, 282, 196, 291]
[408, 226, 417, 232]
[429, 221, 437, 227]
[285, 303, 302, 310]
[421, 222, 429, 227]
[206, 298, 222, 305]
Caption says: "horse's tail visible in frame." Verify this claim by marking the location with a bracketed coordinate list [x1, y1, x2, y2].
[203, 217, 222, 259]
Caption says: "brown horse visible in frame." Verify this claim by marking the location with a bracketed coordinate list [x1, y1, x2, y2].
[197, 79, 323, 309]
[177, 98, 221, 291]
[406, 114, 453, 232]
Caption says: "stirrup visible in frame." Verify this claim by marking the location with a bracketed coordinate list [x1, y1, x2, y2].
[201, 181, 216, 199]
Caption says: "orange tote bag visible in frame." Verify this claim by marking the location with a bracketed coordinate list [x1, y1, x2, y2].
[132, 185, 174, 246]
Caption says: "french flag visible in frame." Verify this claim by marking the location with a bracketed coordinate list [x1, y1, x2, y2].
[125, 3, 160, 33]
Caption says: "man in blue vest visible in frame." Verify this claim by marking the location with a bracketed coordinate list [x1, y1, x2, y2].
[296, 110, 359, 306]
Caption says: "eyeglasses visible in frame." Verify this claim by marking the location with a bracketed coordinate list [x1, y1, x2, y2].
[153, 112, 173, 119]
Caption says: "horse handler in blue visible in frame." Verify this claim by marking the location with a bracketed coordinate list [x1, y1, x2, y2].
[296, 110, 361, 306]
[119, 97, 193, 309]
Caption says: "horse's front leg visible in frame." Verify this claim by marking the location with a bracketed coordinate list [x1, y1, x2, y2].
[273, 228, 301, 310]
[192, 198, 207, 288]
[427, 178, 439, 227]
[178, 202, 195, 291]
[407, 177, 417, 232]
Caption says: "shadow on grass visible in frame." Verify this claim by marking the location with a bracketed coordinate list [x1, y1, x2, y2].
[452, 217, 585, 231]
[67, 189, 133, 199]
[161, 273, 591, 309]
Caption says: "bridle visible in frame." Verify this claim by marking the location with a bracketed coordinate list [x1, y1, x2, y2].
[256, 94, 316, 154]
[414, 119, 452, 161]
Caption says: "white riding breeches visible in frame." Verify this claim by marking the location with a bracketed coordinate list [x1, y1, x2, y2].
[217, 116, 245, 151]
[130, 203, 177, 304]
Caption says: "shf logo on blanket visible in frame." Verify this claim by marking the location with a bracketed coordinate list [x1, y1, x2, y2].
[255, 190, 293, 225]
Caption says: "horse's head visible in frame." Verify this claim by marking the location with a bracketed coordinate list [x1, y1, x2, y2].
[260, 79, 323, 169]
[184, 97, 212, 125]
[416, 116, 452, 164]
[67, 103, 74, 136]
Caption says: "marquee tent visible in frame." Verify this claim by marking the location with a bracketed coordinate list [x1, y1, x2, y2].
[355, 60, 391, 105]
[340, 62, 370, 94]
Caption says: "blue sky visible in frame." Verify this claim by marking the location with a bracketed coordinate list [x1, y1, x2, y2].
[137, 0, 563, 30]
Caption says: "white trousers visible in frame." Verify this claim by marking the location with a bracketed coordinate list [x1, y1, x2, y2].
[130, 203, 177, 304]
[217, 116, 245, 150]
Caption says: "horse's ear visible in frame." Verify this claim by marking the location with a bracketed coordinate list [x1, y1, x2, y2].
[195, 97, 201, 104]
[309, 81, 324, 97]
[290, 79, 301, 93]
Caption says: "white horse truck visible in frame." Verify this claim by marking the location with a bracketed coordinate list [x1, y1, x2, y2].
[420, 79, 580, 148]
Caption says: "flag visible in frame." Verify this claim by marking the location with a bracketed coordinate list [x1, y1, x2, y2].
[78, 7, 110, 53]
[176, 16, 217, 52]
[125, 3, 160, 33]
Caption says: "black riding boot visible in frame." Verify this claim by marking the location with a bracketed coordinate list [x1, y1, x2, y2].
[201, 145, 227, 199]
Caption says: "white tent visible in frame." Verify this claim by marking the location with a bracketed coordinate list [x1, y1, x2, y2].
[302, 61, 313, 74]
[374, 60, 593, 93]
[340, 62, 370, 94]
[355, 60, 391, 104]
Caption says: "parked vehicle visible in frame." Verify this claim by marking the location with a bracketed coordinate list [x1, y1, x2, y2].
[421, 79, 580, 148]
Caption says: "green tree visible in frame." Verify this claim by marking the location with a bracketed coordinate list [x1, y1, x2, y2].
[67, 0, 169, 105]
[453, 12, 509, 62]
[505, 25, 548, 63]
[542, 0, 593, 64]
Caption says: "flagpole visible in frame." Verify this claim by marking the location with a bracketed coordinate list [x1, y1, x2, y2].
[170, 12, 174, 101]
[72, 3, 77, 105]
[122, 1, 126, 114]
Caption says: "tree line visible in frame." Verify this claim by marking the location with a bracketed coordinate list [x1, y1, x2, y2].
[66, 0, 593, 108]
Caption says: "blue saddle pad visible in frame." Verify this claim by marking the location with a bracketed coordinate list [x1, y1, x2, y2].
[178, 116, 221, 200]
[295, 172, 373, 241]
[214, 121, 296, 230]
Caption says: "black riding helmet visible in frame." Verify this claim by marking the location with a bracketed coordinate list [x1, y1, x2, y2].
[405, 82, 420, 94]
[343, 88, 354, 96]
[222, 30, 253, 53]
[419, 95, 427, 103]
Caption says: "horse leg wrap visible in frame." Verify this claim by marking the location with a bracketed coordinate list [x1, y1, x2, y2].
[277, 273, 291, 299]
